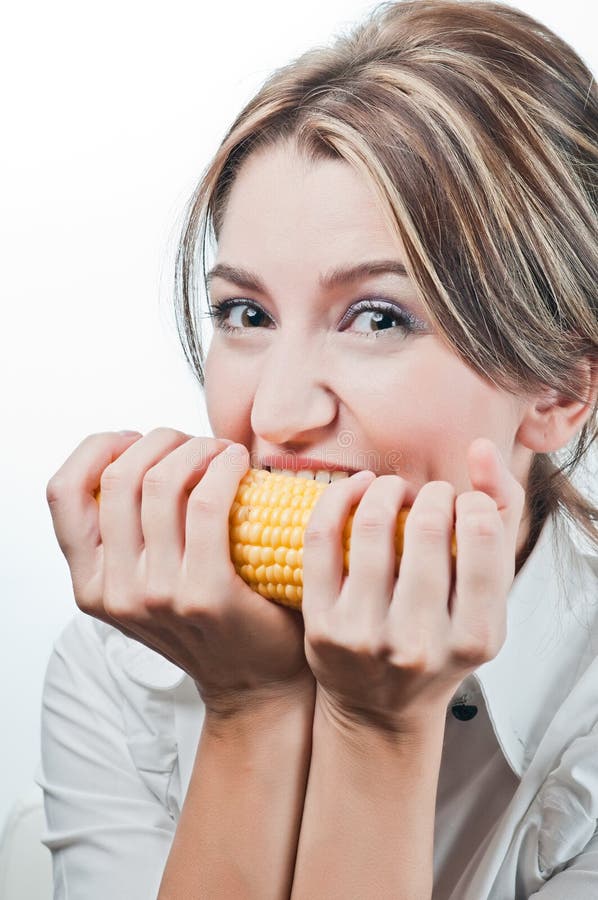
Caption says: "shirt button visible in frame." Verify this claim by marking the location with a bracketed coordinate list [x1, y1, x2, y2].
[452, 704, 478, 721]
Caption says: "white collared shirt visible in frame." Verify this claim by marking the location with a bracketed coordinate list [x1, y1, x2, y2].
[36, 512, 598, 898]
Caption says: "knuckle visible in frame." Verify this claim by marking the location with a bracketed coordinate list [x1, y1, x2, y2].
[142, 467, 169, 494]
[303, 526, 336, 549]
[173, 597, 196, 619]
[46, 475, 66, 504]
[450, 631, 492, 666]
[373, 632, 395, 659]
[103, 591, 134, 620]
[305, 618, 332, 649]
[187, 492, 220, 517]
[174, 574, 229, 618]
[461, 511, 501, 540]
[391, 648, 431, 673]
[175, 592, 213, 621]
[74, 584, 100, 615]
[353, 504, 396, 534]
[303, 522, 337, 545]
[334, 624, 380, 656]
[143, 586, 174, 612]
[386, 628, 445, 673]
[408, 509, 452, 539]
[100, 464, 127, 492]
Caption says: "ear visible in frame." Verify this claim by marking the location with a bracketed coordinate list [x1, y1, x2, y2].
[516, 356, 598, 454]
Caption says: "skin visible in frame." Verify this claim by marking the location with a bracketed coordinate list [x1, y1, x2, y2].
[46, 135, 595, 722]
[46, 135, 596, 897]
[205, 137, 595, 579]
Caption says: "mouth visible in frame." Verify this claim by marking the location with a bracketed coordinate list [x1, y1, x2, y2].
[259, 464, 359, 484]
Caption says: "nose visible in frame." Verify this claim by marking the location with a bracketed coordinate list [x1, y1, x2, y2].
[250, 341, 337, 444]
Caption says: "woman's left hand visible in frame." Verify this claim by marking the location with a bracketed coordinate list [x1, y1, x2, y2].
[301, 437, 527, 737]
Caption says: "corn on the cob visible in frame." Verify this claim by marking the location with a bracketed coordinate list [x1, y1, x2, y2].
[95, 467, 458, 611]
[229, 468, 457, 609]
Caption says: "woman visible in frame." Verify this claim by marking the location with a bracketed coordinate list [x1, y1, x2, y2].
[39, 1, 598, 897]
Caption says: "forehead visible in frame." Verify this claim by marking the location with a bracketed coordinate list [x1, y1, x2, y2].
[215, 141, 404, 263]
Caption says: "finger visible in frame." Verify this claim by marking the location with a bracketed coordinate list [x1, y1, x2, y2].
[301, 470, 376, 626]
[386, 481, 455, 658]
[336, 475, 412, 628]
[46, 431, 144, 594]
[100, 429, 194, 598]
[449, 489, 507, 664]
[141, 437, 235, 599]
[182, 443, 252, 605]
[448, 438, 526, 662]
[466, 438, 526, 554]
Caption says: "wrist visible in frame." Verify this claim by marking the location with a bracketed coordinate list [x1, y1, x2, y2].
[202, 676, 316, 739]
[314, 687, 447, 756]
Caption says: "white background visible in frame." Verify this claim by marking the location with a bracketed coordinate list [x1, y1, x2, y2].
[1, 0, 596, 832]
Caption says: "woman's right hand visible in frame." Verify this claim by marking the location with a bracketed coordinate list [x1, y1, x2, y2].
[45, 428, 316, 721]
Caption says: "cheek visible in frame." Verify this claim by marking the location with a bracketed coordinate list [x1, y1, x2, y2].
[357, 362, 486, 481]
[205, 345, 265, 441]
[204, 348, 245, 432]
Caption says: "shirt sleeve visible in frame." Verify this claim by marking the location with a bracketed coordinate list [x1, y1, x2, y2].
[35, 613, 177, 900]
[529, 831, 598, 899]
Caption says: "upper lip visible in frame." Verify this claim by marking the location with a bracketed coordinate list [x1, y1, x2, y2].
[256, 455, 363, 474]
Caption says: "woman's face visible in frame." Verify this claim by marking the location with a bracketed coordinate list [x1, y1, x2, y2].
[204, 140, 534, 560]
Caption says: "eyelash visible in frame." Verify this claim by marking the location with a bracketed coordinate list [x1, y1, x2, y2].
[206, 297, 423, 339]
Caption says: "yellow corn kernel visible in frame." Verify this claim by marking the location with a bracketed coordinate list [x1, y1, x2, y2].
[227, 468, 457, 610]
[94, 468, 458, 612]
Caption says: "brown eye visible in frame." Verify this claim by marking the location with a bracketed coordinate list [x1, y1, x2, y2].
[207, 299, 272, 334]
[207, 296, 427, 339]
[341, 299, 422, 339]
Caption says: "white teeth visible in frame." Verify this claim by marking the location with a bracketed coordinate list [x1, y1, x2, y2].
[266, 466, 351, 484]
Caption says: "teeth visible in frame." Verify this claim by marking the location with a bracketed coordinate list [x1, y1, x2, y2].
[267, 466, 351, 484]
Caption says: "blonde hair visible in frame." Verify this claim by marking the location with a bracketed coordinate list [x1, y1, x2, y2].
[173, 0, 598, 562]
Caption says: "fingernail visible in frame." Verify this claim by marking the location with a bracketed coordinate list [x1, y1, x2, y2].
[351, 469, 375, 481]
[225, 443, 246, 455]
[118, 430, 141, 436]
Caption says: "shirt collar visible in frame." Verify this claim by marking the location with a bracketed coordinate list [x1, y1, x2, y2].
[461, 513, 598, 779]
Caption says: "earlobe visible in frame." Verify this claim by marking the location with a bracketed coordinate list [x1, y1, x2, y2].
[516, 412, 562, 455]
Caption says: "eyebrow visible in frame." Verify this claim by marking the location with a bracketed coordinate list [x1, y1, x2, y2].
[206, 259, 410, 293]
